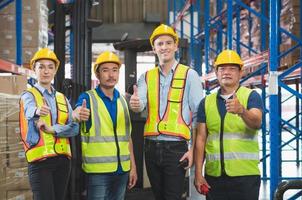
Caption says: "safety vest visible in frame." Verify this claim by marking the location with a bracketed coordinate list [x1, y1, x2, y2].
[19, 87, 71, 163]
[204, 86, 260, 177]
[144, 64, 191, 140]
[81, 90, 131, 173]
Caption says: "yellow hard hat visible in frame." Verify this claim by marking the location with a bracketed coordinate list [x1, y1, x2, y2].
[94, 51, 121, 74]
[150, 24, 179, 47]
[214, 49, 244, 69]
[30, 48, 60, 70]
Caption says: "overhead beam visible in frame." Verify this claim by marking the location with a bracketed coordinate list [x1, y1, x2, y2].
[92, 23, 158, 43]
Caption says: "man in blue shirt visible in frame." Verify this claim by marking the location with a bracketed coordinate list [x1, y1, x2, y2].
[194, 50, 263, 200]
[129, 24, 204, 200]
[73, 51, 137, 200]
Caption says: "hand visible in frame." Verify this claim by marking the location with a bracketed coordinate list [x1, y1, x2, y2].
[179, 148, 193, 170]
[225, 93, 245, 115]
[36, 98, 50, 116]
[73, 99, 90, 122]
[129, 85, 141, 112]
[128, 167, 137, 189]
[194, 175, 210, 195]
[36, 119, 55, 134]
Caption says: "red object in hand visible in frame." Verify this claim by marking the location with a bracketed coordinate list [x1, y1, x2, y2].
[200, 184, 209, 195]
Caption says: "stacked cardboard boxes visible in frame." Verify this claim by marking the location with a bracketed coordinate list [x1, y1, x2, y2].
[0, 75, 32, 200]
[208, 0, 299, 70]
[281, 0, 302, 67]
[0, 0, 48, 65]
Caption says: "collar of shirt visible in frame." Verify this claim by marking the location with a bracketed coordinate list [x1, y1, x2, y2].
[217, 86, 241, 100]
[95, 86, 120, 102]
[158, 60, 178, 75]
[34, 83, 56, 97]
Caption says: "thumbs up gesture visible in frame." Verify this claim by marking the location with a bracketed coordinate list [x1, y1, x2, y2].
[36, 98, 50, 116]
[82, 99, 87, 109]
[129, 85, 142, 112]
[225, 93, 245, 115]
[73, 99, 90, 122]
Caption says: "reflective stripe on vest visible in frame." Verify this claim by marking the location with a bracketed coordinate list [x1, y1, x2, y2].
[19, 87, 71, 163]
[144, 64, 191, 140]
[81, 90, 131, 173]
[205, 86, 260, 177]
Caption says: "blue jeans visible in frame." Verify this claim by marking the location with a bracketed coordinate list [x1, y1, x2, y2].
[144, 139, 187, 200]
[28, 155, 71, 200]
[87, 172, 129, 200]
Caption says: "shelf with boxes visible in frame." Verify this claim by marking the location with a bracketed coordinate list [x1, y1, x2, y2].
[0, 0, 49, 199]
[0, 59, 35, 78]
[0, 75, 31, 200]
[0, 0, 48, 66]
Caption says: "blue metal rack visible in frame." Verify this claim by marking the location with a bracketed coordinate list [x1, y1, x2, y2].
[168, 0, 203, 75]
[0, 0, 22, 66]
[170, 0, 302, 199]
[0, 0, 36, 79]
[206, 1, 302, 199]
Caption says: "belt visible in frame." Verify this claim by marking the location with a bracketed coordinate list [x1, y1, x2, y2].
[145, 139, 187, 145]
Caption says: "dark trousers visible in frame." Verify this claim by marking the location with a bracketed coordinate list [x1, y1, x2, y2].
[144, 139, 187, 200]
[205, 174, 260, 200]
[28, 155, 71, 200]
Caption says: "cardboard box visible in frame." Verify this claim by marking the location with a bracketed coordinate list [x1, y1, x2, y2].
[0, 124, 7, 149]
[0, 166, 7, 194]
[0, 124, 8, 168]
[7, 150, 26, 169]
[280, 44, 301, 67]
[6, 189, 33, 200]
[0, 30, 45, 48]
[7, 125, 26, 168]
[5, 121, 26, 168]
[0, 0, 47, 15]
[0, 14, 43, 31]
[0, 47, 38, 64]
[3, 167, 30, 190]
[0, 76, 27, 95]
[0, 96, 21, 122]
[0, 150, 8, 169]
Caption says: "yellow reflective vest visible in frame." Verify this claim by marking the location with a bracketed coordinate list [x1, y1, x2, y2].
[205, 86, 260, 177]
[20, 87, 71, 163]
[81, 90, 131, 173]
[144, 64, 191, 140]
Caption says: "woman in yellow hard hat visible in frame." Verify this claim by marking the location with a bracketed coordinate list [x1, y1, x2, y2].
[19, 48, 79, 200]
[73, 51, 137, 200]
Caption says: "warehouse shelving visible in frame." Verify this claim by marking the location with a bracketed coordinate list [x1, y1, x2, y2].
[168, 0, 203, 75]
[0, 0, 23, 65]
[170, 0, 302, 199]
[0, 59, 35, 78]
[0, 0, 37, 80]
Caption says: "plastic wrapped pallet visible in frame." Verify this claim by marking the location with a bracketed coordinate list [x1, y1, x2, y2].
[0, 75, 32, 199]
[0, 93, 31, 200]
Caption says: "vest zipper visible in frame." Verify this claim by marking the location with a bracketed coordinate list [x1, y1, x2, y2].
[113, 123, 121, 167]
[217, 95, 226, 175]
[220, 117, 226, 175]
